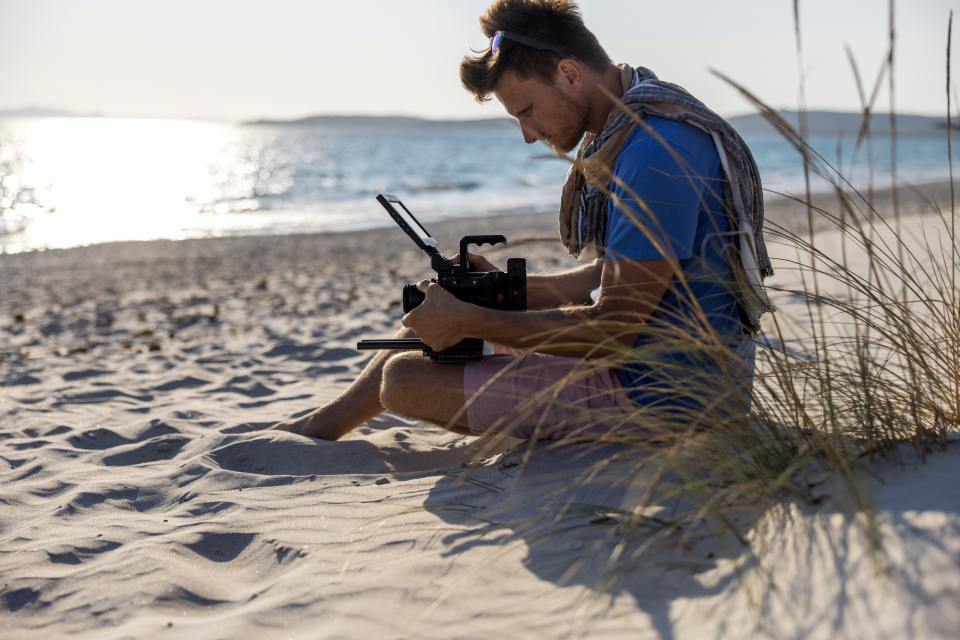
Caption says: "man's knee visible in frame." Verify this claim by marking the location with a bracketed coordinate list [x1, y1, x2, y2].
[380, 352, 429, 414]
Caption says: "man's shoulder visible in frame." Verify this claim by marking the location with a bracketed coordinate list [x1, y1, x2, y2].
[615, 115, 718, 167]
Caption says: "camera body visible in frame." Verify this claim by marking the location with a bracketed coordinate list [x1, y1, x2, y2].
[357, 196, 528, 362]
[402, 241, 527, 314]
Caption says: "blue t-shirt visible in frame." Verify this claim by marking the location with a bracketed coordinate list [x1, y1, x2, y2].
[605, 116, 755, 415]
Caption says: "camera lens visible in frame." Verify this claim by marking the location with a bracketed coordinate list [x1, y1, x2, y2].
[402, 284, 425, 313]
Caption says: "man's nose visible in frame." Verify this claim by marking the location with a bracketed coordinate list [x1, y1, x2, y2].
[517, 119, 540, 144]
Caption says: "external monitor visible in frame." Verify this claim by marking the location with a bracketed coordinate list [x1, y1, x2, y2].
[376, 194, 438, 252]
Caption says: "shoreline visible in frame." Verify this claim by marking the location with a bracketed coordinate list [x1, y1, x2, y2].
[1, 178, 958, 259]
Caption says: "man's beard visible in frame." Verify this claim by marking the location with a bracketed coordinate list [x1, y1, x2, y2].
[545, 89, 591, 154]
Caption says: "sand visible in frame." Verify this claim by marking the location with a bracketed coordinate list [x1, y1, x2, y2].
[1, 182, 958, 638]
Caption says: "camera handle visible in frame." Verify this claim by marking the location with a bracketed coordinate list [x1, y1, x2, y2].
[457, 235, 507, 273]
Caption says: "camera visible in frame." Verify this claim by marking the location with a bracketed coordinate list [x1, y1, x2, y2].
[356, 194, 527, 362]
[400, 239, 527, 314]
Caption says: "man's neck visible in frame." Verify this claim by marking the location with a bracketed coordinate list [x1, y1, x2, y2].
[585, 63, 626, 135]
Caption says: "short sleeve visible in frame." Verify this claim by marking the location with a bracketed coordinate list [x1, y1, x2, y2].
[604, 121, 717, 261]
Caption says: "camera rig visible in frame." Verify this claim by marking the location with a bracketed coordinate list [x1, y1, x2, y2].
[356, 194, 527, 362]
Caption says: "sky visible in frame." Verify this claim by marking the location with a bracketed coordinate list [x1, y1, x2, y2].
[0, 0, 957, 121]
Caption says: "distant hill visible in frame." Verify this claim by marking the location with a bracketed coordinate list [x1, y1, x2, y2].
[249, 111, 951, 138]
[0, 106, 101, 118]
[727, 110, 950, 138]
[245, 114, 517, 133]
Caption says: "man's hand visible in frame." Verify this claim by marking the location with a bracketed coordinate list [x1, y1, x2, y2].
[450, 252, 499, 272]
[401, 281, 475, 351]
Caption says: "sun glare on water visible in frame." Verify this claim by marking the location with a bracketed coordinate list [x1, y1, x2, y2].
[0, 116, 570, 254]
[4, 118, 243, 252]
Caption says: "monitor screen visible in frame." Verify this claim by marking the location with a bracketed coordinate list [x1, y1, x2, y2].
[385, 197, 436, 247]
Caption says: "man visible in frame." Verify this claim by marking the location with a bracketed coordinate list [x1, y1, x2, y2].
[273, 0, 772, 441]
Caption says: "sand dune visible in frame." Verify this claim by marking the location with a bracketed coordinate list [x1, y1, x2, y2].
[1, 191, 958, 638]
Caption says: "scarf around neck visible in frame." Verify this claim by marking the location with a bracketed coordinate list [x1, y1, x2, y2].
[557, 64, 774, 332]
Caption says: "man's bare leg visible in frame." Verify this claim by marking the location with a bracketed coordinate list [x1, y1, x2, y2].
[270, 326, 414, 440]
[270, 328, 471, 440]
[379, 351, 472, 437]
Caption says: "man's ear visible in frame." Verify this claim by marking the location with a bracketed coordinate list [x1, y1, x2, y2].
[555, 58, 584, 93]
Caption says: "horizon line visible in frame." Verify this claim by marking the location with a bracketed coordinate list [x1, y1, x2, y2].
[0, 107, 954, 123]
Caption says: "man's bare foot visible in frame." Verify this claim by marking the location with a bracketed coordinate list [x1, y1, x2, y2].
[269, 411, 326, 438]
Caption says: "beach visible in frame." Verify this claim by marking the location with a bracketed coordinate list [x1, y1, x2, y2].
[2, 183, 959, 639]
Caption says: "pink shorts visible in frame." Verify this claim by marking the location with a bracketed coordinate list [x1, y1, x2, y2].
[463, 349, 638, 441]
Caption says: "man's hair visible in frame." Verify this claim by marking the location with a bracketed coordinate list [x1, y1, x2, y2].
[460, 0, 612, 103]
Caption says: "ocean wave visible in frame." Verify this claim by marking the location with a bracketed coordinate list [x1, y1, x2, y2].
[402, 179, 481, 192]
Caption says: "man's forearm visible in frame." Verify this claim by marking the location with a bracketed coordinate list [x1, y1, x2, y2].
[402, 258, 672, 359]
[467, 303, 638, 358]
[526, 260, 602, 310]
[460, 258, 674, 357]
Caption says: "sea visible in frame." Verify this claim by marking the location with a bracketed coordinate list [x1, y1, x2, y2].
[1, 116, 957, 254]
